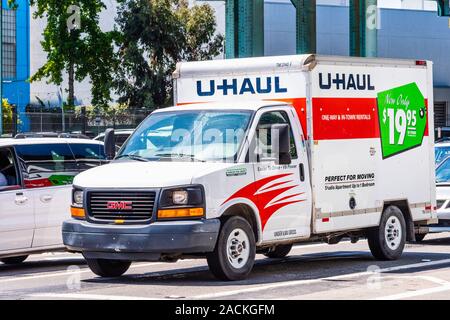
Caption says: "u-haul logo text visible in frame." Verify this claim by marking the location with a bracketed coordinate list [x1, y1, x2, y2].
[319, 73, 375, 91]
[196, 76, 287, 97]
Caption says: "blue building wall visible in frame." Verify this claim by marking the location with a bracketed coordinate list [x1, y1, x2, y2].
[2, 0, 30, 131]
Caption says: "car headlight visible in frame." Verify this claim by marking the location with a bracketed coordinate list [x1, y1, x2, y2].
[172, 190, 188, 205]
[73, 189, 84, 207]
[158, 186, 205, 219]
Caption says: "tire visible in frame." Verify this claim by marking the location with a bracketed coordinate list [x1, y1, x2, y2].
[207, 216, 256, 281]
[85, 258, 131, 277]
[415, 233, 427, 242]
[1, 255, 28, 265]
[264, 244, 293, 259]
[367, 206, 406, 261]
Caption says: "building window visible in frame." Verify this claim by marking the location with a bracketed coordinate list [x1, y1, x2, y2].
[2, 9, 16, 79]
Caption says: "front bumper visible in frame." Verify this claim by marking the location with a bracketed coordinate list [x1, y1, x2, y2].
[62, 219, 220, 261]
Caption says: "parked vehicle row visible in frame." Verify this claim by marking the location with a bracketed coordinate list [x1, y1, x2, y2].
[0, 138, 106, 264]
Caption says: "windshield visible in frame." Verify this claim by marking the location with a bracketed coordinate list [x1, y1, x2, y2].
[435, 145, 450, 165]
[436, 157, 450, 183]
[118, 110, 253, 162]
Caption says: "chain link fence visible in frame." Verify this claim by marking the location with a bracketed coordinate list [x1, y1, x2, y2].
[3, 110, 150, 138]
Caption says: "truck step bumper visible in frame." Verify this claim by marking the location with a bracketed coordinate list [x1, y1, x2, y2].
[62, 219, 220, 261]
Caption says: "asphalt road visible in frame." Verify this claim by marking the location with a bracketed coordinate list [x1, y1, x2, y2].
[1, 233, 450, 300]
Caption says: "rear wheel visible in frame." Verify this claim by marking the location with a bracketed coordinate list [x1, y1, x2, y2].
[0, 255, 28, 265]
[207, 216, 256, 281]
[367, 206, 406, 261]
[85, 258, 131, 277]
[264, 244, 293, 259]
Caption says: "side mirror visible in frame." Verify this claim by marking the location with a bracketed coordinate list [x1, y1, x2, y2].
[104, 128, 116, 160]
[272, 124, 292, 165]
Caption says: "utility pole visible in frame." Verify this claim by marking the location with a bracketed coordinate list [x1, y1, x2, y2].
[350, 0, 378, 57]
[291, 0, 317, 54]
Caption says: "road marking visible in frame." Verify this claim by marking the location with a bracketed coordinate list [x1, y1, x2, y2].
[374, 285, 450, 300]
[29, 293, 164, 300]
[192, 258, 450, 299]
[0, 262, 163, 284]
[0, 243, 334, 283]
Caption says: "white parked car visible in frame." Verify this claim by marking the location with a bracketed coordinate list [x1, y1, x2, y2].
[435, 140, 450, 166]
[0, 137, 106, 265]
[416, 156, 450, 242]
[436, 157, 450, 223]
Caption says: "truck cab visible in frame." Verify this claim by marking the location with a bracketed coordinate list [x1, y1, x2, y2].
[64, 101, 314, 279]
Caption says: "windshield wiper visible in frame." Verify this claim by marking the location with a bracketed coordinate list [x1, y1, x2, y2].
[155, 153, 206, 162]
[115, 154, 150, 162]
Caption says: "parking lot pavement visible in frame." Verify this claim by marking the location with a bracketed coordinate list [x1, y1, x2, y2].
[1, 233, 450, 300]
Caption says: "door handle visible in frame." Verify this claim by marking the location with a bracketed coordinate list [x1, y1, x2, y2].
[15, 193, 28, 205]
[40, 195, 53, 203]
[299, 163, 305, 182]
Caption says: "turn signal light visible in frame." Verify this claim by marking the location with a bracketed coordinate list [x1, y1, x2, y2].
[71, 206, 86, 219]
[157, 208, 204, 219]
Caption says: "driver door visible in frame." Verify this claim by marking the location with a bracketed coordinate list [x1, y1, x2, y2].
[0, 147, 34, 252]
[251, 108, 312, 242]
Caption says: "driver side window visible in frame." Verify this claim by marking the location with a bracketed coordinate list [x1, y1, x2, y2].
[254, 111, 298, 162]
[0, 147, 20, 191]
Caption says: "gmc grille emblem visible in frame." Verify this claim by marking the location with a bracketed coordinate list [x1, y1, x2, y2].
[106, 201, 133, 210]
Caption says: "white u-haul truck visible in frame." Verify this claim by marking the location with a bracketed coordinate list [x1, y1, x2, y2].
[63, 55, 437, 280]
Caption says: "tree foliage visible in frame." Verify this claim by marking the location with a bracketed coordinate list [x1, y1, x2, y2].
[28, 0, 118, 108]
[75, 103, 131, 127]
[1, 99, 13, 132]
[114, 0, 224, 110]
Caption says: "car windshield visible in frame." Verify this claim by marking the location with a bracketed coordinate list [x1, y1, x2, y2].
[436, 157, 450, 183]
[435, 145, 450, 165]
[118, 110, 253, 162]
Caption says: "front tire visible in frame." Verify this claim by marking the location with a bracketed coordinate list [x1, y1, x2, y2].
[264, 244, 293, 259]
[1, 255, 28, 265]
[85, 258, 131, 277]
[207, 216, 256, 281]
[367, 206, 406, 261]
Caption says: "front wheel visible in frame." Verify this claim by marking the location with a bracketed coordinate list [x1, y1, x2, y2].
[207, 216, 256, 281]
[367, 206, 406, 261]
[1, 255, 28, 265]
[85, 258, 131, 277]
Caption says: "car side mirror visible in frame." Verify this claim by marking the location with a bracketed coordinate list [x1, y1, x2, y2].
[104, 128, 116, 160]
[272, 124, 292, 165]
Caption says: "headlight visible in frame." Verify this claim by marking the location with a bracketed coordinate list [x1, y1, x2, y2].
[159, 186, 204, 207]
[172, 190, 188, 205]
[158, 186, 205, 219]
[73, 190, 84, 207]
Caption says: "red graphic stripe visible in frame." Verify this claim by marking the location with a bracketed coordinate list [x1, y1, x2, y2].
[259, 180, 293, 192]
[223, 173, 305, 230]
[272, 192, 305, 204]
[312, 97, 429, 140]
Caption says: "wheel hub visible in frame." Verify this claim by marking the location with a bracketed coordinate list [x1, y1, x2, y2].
[385, 216, 402, 250]
[227, 228, 250, 269]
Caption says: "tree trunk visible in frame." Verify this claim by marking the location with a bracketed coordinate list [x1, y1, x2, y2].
[68, 62, 75, 107]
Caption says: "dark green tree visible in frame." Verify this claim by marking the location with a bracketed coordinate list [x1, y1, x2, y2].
[114, 0, 224, 110]
[28, 0, 118, 108]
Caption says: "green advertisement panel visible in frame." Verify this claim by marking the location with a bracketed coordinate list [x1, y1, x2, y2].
[377, 82, 427, 158]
